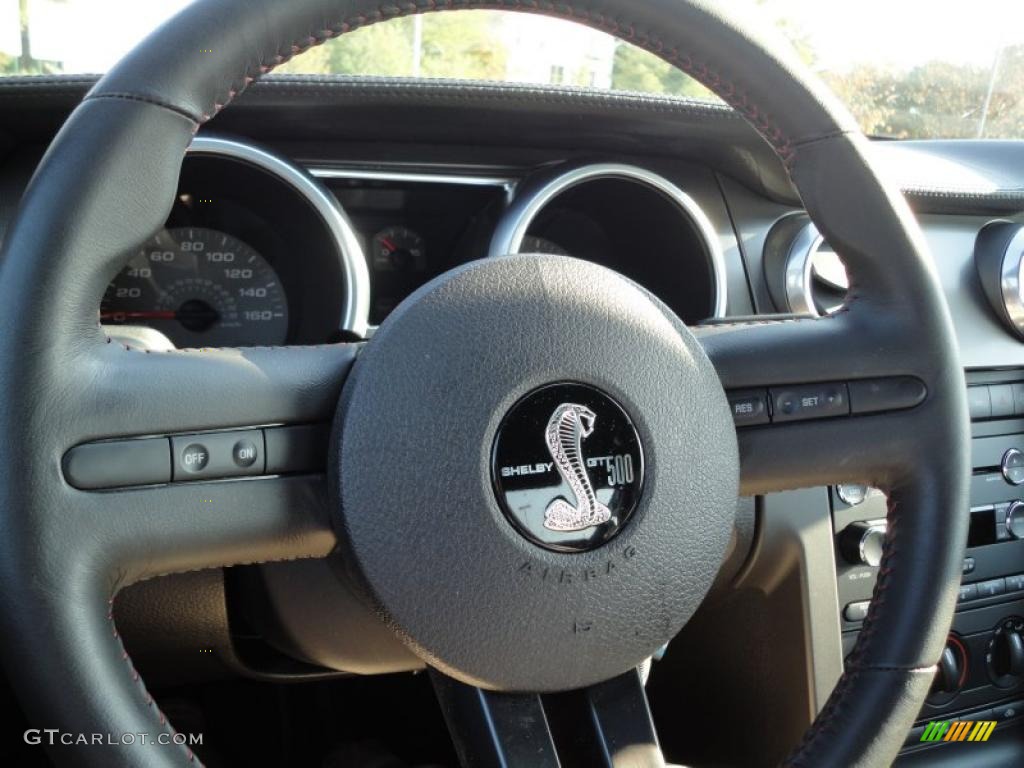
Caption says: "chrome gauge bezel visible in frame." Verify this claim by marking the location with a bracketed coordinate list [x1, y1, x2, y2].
[783, 220, 825, 316]
[999, 227, 1024, 336]
[186, 136, 371, 339]
[765, 214, 848, 318]
[488, 162, 728, 319]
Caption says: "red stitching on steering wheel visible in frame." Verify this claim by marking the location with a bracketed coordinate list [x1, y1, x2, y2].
[106, 599, 198, 764]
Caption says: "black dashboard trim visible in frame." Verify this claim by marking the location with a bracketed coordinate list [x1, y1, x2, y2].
[3, 75, 1023, 215]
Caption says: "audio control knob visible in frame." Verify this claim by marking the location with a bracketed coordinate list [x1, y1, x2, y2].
[1003, 448, 1024, 486]
[1006, 501, 1024, 539]
[988, 617, 1024, 688]
[838, 520, 887, 567]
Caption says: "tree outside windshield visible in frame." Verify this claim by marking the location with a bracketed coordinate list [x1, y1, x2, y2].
[2, 0, 1022, 140]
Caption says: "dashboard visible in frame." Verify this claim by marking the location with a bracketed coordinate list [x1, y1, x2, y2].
[98, 130, 1024, 377]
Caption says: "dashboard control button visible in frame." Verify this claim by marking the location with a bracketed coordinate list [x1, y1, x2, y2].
[977, 578, 1007, 598]
[996, 503, 1014, 541]
[959, 583, 978, 603]
[848, 377, 927, 415]
[171, 430, 265, 481]
[63, 437, 171, 490]
[1006, 574, 1024, 593]
[838, 520, 887, 567]
[1002, 448, 1024, 485]
[726, 389, 770, 426]
[836, 484, 869, 506]
[991, 385, 1016, 418]
[968, 386, 993, 420]
[1014, 383, 1024, 416]
[771, 383, 849, 423]
[963, 557, 976, 575]
[843, 600, 870, 622]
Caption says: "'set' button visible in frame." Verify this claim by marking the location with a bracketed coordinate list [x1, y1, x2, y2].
[770, 383, 850, 423]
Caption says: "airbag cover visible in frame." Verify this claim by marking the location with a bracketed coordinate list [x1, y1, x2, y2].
[332, 254, 738, 691]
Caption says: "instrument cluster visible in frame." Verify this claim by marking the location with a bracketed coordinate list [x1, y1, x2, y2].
[101, 141, 726, 348]
[101, 138, 364, 349]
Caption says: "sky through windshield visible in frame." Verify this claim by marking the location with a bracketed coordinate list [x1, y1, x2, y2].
[2, 0, 1022, 139]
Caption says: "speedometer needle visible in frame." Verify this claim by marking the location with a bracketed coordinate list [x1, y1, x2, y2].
[100, 311, 177, 320]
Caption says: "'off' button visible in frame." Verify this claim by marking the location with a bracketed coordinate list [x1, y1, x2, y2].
[180, 444, 209, 473]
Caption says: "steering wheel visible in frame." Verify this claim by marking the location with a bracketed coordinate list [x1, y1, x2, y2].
[0, 1, 969, 766]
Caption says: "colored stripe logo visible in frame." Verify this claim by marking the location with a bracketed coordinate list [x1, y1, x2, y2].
[920, 720, 996, 743]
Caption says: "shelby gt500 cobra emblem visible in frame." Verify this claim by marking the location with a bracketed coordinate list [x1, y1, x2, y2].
[542, 403, 612, 532]
[491, 382, 644, 553]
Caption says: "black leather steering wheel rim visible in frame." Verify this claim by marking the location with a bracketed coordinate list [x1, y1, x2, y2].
[0, 1, 969, 766]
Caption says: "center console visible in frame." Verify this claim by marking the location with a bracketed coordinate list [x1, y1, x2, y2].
[837, 371, 1024, 756]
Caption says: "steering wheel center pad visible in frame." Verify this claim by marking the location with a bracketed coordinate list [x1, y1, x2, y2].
[333, 254, 738, 691]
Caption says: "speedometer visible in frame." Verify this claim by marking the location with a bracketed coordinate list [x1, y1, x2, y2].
[101, 227, 288, 348]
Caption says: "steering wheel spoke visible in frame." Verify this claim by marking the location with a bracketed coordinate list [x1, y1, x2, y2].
[85, 473, 336, 586]
[695, 313, 938, 494]
[431, 668, 663, 768]
[52, 342, 356, 584]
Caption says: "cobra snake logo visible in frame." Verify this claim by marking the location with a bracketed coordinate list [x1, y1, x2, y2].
[543, 403, 612, 532]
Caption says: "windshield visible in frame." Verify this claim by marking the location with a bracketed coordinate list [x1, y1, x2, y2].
[2, 0, 1022, 139]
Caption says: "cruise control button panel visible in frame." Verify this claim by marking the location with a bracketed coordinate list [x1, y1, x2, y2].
[727, 376, 925, 427]
[172, 430, 265, 480]
[63, 424, 330, 489]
